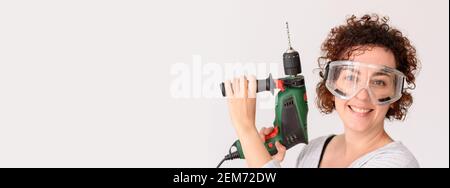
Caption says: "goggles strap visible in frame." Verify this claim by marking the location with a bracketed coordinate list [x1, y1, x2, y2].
[323, 61, 331, 81]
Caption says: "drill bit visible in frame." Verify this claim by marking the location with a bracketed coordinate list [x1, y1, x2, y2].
[286, 22, 293, 50]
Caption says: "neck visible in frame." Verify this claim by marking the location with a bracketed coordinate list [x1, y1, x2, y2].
[342, 122, 392, 157]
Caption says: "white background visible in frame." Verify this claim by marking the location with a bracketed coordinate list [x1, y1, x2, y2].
[0, 0, 448, 167]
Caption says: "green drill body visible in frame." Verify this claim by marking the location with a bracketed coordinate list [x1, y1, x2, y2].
[232, 75, 309, 158]
[217, 22, 308, 166]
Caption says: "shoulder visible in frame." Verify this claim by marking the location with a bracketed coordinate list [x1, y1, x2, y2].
[352, 142, 420, 168]
[296, 135, 333, 168]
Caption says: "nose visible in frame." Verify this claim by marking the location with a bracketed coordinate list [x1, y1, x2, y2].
[354, 88, 371, 102]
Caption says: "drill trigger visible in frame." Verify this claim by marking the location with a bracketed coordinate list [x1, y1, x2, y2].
[264, 126, 279, 141]
[276, 80, 285, 92]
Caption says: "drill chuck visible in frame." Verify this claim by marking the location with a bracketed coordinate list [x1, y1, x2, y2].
[283, 49, 302, 76]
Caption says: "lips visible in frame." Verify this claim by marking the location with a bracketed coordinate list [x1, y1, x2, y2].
[348, 105, 374, 116]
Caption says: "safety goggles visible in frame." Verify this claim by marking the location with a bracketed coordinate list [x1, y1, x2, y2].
[324, 60, 405, 105]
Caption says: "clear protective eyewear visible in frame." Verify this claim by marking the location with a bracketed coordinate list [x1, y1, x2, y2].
[325, 60, 405, 105]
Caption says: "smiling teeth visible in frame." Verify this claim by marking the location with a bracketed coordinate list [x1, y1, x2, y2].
[351, 106, 371, 113]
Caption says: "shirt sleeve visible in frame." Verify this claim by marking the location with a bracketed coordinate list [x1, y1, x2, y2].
[355, 145, 420, 168]
[359, 153, 420, 168]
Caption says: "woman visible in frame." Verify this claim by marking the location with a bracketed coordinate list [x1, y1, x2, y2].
[224, 14, 420, 168]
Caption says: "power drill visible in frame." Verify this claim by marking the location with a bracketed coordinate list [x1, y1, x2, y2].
[217, 22, 308, 167]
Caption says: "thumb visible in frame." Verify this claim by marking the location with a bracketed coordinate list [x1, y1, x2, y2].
[273, 141, 286, 162]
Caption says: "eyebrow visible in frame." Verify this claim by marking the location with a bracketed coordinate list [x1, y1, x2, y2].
[372, 71, 391, 77]
[342, 66, 392, 77]
[341, 66, 360, 74]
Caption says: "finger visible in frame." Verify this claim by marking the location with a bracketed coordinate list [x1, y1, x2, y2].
[258, 128, 266, 141]
[248, 75, 257, 98]
[275, 141, 286, 152]
[232, 78, 239, 98]
[263, 127, 274, 135]
[239, 75, 248, 98]
[274, 141, 286, 161]
[224, 80, 233, 97]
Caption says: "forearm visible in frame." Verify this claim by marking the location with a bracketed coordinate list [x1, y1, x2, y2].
[235, 125, 272, 168]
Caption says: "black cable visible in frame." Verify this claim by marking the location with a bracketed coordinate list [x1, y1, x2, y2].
[216, 151, 240, 168]
[216, 158, 226, 168]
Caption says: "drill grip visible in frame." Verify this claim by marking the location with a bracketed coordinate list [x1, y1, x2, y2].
[219, 74, 274, 97]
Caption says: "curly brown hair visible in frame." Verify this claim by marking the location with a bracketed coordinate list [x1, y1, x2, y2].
[316, 14, 420, 120]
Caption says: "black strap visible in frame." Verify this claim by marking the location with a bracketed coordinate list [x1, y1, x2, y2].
[318, 135, 336, 168]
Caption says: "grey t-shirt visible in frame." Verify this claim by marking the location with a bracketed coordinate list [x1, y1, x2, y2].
[263, 135, 420, 168]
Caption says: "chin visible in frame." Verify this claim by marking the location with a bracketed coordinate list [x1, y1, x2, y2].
[343, 120, 373, 132]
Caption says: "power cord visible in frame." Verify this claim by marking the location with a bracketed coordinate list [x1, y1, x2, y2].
[216, 144, 241, 168]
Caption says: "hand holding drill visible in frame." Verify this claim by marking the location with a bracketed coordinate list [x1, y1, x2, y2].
[223, 75, 287, 167]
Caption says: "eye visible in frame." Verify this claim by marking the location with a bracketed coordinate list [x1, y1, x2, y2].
[344, 75, 355, 81]
[372, 80, 386, 86]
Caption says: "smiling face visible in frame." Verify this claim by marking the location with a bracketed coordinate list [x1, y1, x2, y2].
[334, 46, 397, 132]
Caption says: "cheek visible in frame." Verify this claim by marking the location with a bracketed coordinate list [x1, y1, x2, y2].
[334, 97, 346, 113]
[374, 105, 390, 118]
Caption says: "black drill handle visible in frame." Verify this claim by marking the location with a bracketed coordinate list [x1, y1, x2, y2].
[220, 74, 274, 97]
